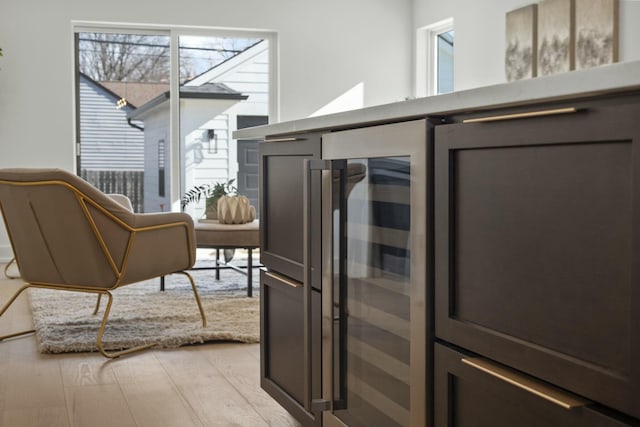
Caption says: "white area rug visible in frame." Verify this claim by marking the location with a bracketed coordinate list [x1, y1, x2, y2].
[27, 270, 259, 354]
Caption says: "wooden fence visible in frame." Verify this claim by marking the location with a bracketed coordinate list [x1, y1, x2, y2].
[80, 170, 144, 213]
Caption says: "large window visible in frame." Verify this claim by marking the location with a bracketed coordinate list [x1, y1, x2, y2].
[73, 23, 276, 215]
[416, 19, 454, 97]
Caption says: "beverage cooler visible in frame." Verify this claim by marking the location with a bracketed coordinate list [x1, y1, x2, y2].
[311, 120, 430, 427]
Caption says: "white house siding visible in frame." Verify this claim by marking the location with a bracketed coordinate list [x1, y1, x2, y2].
[182, 108, 234, 219]
[79, 75, 145, 171]
[191, 115, 231, 183]
[208, 46, 270, 198]
[140, 95, 239, 214]
[175, 43, 269, 218]
[219, 49, 270, 114]
[142, 104, 170, 213]
[138, 43, 270, 217]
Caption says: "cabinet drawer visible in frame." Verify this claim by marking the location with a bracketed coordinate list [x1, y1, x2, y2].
[434, 343, 637, 426]
[259, 133, 322, 285]
[260, 270, 321, 426]
[434, 95, 640, 417]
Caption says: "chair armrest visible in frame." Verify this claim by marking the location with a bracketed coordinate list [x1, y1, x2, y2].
[131, 212, 194, 229]
[117, 211, 197, 285]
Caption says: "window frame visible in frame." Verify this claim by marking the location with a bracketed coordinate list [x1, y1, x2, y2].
[71, 21, 278, 212]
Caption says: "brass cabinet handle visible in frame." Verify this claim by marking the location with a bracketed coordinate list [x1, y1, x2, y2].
[262, 137, 305, 143]
[461, 357, 590, 410]
[265, 271, 302, 288]
[462, 107, 578, 124]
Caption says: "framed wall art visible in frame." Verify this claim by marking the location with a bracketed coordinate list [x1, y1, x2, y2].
[575, 0, 619, 70]
[537, 0, 575, 76]
[505, 4, 538, 81]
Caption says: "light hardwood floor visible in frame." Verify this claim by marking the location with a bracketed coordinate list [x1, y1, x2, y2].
[0, 268, 300, 427]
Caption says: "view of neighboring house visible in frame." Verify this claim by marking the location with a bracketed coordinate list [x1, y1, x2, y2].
[127, 39, 269, 215]
[128, 83, 248, 213]
[78, 40, 268, 215]
[183, 39, 269, 215]
[77, 73, 167, 212]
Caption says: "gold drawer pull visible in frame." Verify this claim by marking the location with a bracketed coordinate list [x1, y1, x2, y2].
[265, 271, 302, 288]
[262, 137, 304, 143]
[462, 107, 578, 124]
[461, 357, 590, 410]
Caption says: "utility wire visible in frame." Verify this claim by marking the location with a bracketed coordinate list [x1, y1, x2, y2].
[77, 37, 251, 54]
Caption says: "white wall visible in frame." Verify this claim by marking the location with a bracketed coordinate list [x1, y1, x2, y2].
[413, 0, 640, 92]
[0, 0, 413, 261]
[7, 0, 636, 261]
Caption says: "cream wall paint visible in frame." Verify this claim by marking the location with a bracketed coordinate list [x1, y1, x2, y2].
[0, 0, 413, 261]
[413, 0, 640, 92]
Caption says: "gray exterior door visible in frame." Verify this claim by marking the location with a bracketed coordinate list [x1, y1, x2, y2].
[237, 115, 268, 218]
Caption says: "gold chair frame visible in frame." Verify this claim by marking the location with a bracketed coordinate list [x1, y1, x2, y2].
[0, 179, 207, 358]
[3, 256, 19, 279]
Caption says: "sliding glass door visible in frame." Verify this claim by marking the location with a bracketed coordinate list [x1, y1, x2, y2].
[74, 24, 275, 215]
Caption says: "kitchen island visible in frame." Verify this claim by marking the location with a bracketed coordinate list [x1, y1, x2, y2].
[235, 61, 640, 427]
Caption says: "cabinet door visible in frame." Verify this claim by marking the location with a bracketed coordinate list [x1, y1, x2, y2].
[260, 270, 322, 427]
[434, 344, 636, 427]
[259, 134, 322, 285]
[435, 94, 640, 418]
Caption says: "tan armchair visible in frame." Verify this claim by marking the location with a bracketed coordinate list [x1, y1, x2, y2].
[0, 168, 206, 357]
[2, 193, 134, 280]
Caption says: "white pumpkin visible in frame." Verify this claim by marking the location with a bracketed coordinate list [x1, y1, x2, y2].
[216, 195, 256, 224]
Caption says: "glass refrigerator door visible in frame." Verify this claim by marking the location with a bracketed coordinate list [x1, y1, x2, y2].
[333, 157, 412, 427]
[321, 120, 428, 427]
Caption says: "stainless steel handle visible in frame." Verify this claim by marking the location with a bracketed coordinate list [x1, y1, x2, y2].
[320, 167, 334, 414]
[262, 137, 304, 143]
[264, 271, 301, 288]
[461, 357, 590, 409]
[462, 107, 578, 124]
[303, 159, 313, 413]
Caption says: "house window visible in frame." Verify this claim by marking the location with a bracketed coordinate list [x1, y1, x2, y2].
[436, 30, 454, 94]
[158, 138, 165, 198]
[416, 19, 454, 97]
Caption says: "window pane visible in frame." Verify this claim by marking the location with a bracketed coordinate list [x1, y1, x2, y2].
[76, 32, 171, 213]
[178, 36, 268, 220]
[437, 30, 454, 95]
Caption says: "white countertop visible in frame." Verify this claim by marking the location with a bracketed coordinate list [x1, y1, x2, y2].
[233, 60, 640, 139]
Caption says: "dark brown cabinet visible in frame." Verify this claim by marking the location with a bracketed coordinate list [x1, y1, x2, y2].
[260, 270, 322, 426]
[259, 132, 323, 426]
[435, 94, 640, 421]
[434, 344, 636, 426]
[259, 133, 322, 285]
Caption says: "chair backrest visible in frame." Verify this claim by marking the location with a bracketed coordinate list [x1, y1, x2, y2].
[0, 168, 137, 288]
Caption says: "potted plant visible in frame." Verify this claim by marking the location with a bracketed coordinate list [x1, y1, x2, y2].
[181, 178, 237, 219]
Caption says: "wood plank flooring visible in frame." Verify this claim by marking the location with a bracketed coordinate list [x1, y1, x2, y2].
[0, 269, 300, 427]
